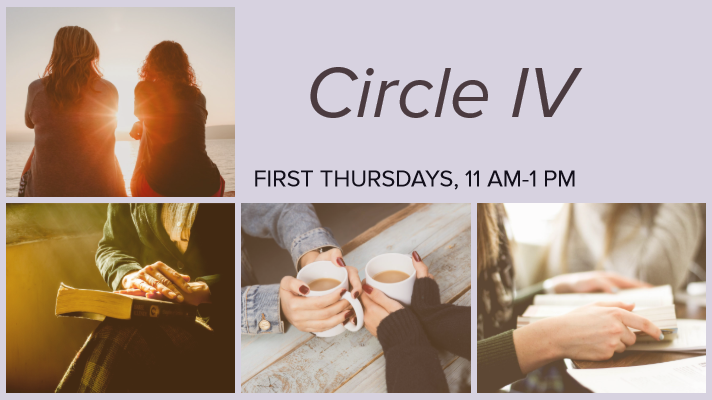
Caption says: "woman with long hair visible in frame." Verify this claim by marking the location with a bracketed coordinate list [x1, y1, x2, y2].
[21, 26, 126, 197]
[476, 204, 664, 392]
[129, 41, 223, 197]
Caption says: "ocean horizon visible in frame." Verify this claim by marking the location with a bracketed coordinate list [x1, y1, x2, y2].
[6, 139, 235, 197]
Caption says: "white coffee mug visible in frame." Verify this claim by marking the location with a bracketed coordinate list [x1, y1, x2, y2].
[365, 253, 416, 305]
[296, 261, 364, 337]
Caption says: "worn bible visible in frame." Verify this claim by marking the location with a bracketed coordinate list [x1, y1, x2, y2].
[55, 283, 197, 321]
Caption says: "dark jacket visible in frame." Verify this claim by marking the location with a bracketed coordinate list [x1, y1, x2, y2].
[96, 203, 235, 331]
[134, 81, 221, 196]
[24, 78, 127, 197]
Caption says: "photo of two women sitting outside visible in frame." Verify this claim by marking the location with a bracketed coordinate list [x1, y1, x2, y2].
[6, 7, 235, 197]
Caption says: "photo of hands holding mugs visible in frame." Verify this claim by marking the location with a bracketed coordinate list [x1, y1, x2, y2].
[241, 203, 472, 393]
[288, 252, 420, 338]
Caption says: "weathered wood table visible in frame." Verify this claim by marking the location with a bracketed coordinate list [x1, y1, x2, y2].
[241, 203, 472, 392]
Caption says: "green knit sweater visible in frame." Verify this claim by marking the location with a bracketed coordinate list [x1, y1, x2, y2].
[477, 281, 545, 392]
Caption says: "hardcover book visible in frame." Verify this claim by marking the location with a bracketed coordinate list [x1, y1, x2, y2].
[55, 283, 196, 322]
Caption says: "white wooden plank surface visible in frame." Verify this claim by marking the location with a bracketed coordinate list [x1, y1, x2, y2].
[241, 203, 470, 383]
[242, 220, 471, 393]
[444, 357, 472, 393]
[335, 289, 471, 393]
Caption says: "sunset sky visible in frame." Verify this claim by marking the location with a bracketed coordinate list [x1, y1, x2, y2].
[6, 7, 235, 133]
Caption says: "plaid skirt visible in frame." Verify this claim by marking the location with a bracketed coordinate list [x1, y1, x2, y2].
[56, 318, 234, 393]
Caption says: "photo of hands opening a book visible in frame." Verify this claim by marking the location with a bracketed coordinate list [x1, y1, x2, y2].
[241, 203, 471, 393]
[477, 203, 706, 393]
[6, 203, 235, 393]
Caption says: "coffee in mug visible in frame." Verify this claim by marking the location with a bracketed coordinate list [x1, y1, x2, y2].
[308, 278, 341, 291]
[373, 270, 410, 284]
[296, 261, 364, 337]
[365, 253, 416, 305]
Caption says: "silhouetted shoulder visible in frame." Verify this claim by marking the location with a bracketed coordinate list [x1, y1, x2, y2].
[134, 81, 156, 102]
[95, 79, 118, 98]
[27, 78, 45, 96]
[134, 80, 150, 94]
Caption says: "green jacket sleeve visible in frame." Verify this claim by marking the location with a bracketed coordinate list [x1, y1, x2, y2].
[477, 330, 525, 392]
[96, 204, 143, 291]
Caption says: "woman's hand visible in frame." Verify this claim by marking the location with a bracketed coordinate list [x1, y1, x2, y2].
[513, 302, 663, 374]
[360, 281, 404, 337]
[299, 248, 361, 299]
[117, 279, 211, 306]
[129, 121, 143, 140]
[279, 276, 353, 333]
[545, 271, 652, 294]
[175, 281, 211, 306]
[412, 250, 434, 279]
[119, 262, 193, 302]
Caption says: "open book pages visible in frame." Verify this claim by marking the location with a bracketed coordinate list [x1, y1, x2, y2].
[517, 304, 678, 340]
[533, 285, 673, 307]
[567, 355, 706, 393]
[628, 319, 706, 352]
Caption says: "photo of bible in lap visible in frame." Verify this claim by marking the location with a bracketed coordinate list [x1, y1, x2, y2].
[56, 204, 235, 393]
[5, 203, 235, 393]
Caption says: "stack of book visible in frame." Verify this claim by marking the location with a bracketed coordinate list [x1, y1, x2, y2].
[517, 285, 679, 341]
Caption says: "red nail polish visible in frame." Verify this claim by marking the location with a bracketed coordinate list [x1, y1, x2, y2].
[299, 285, 310, 295]
[337, 257, 346, 267]
[345, 310, 354, 320]
[353, 291, 359, 298]
[412, 251, 422, 262]
[340, 288, 347, 296]
[363, 284, 373, 294]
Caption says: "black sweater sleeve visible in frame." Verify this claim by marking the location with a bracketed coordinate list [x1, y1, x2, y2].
[377, 308, 449, 393]
[410, 278, 471, 360]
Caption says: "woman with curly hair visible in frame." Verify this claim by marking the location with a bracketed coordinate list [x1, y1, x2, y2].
[20, 26, 127, 197]
[129, 41, 224, 197]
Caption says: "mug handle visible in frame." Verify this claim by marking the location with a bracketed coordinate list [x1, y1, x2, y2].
[341, 291, 364, 332]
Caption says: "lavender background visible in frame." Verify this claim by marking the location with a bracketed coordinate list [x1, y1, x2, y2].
[237, 0, 711, 204]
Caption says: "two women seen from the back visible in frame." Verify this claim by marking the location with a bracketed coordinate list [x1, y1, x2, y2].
[21, 26, 222, 197]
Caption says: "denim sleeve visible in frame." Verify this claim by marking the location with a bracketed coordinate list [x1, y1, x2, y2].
[241, 204, 340, 268]
[241, 284, 284, 334]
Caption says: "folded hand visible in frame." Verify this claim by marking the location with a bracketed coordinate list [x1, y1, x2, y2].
[129, 121, 143, 140]
[117, 261, 193, 302]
